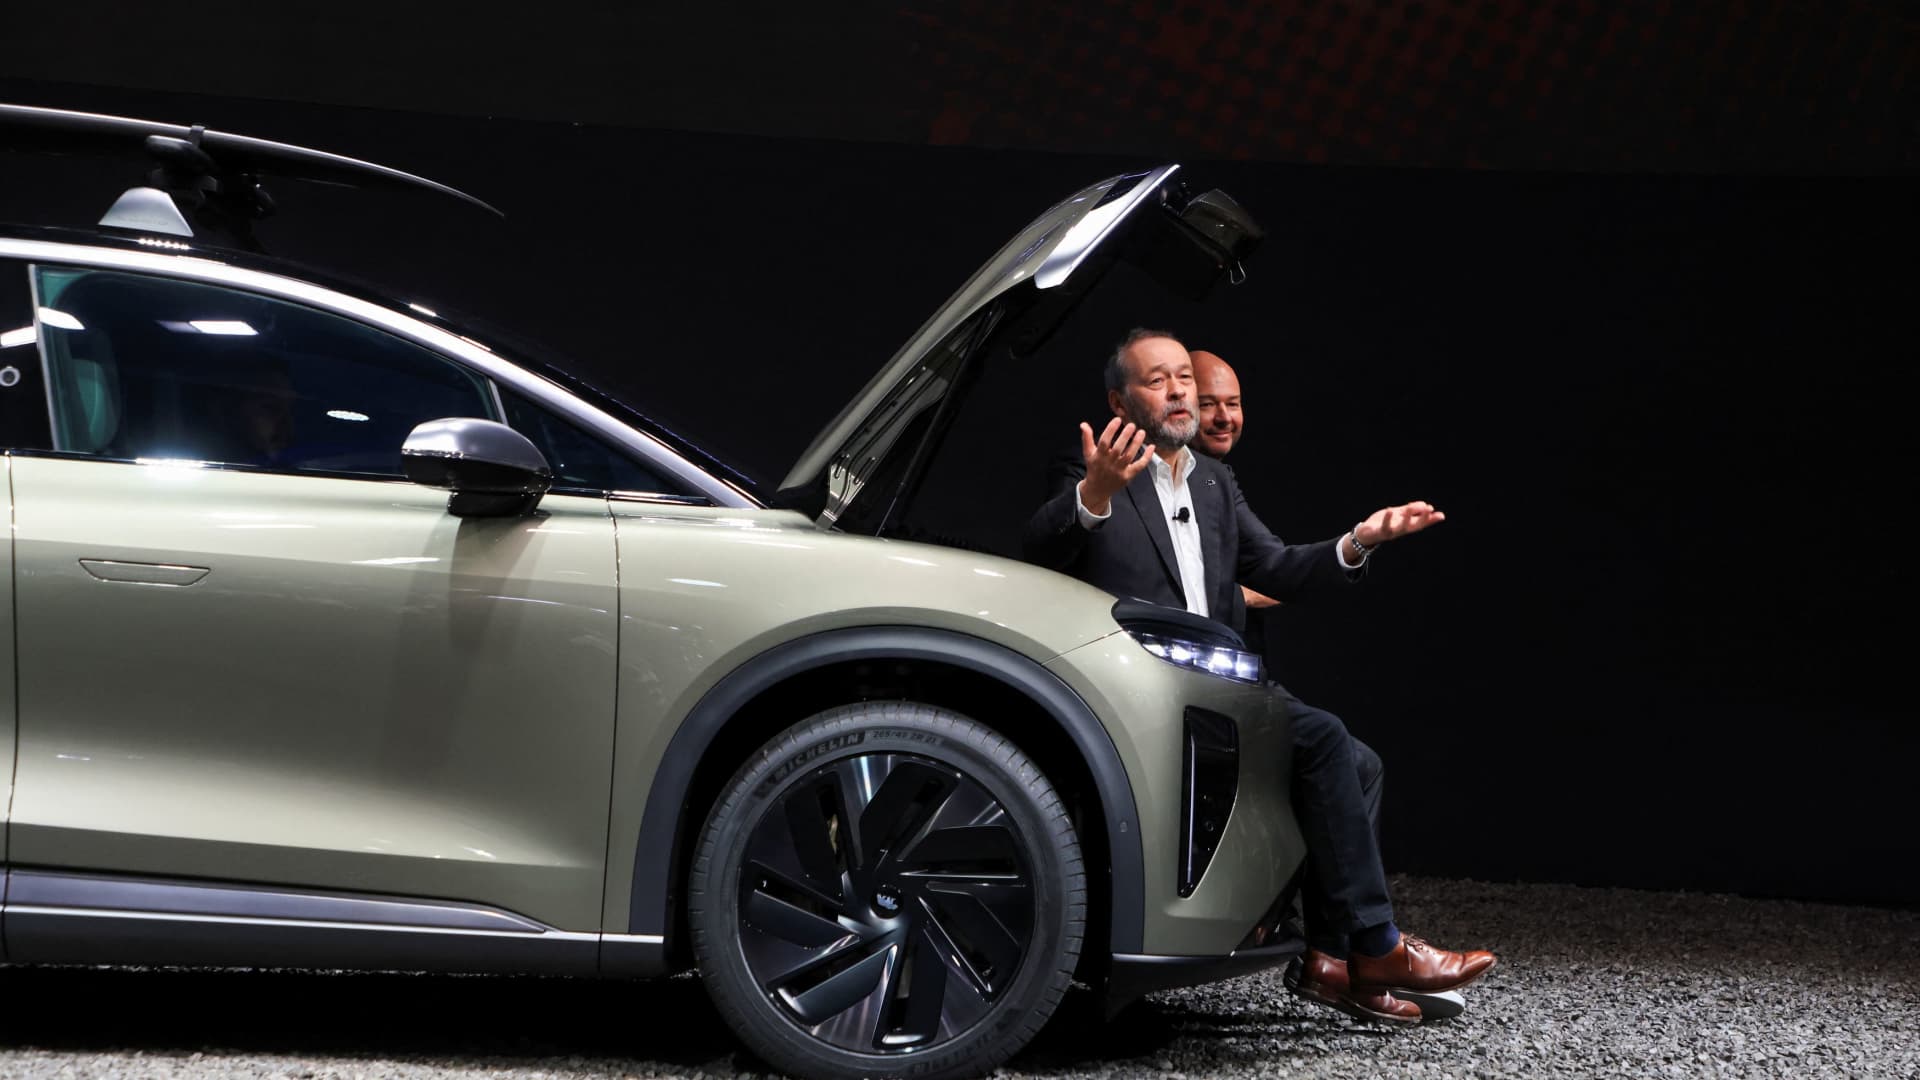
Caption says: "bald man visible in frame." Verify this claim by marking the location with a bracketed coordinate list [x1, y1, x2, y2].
[1190, 349, 1244, 459]
[1192, 350, 1278, 618]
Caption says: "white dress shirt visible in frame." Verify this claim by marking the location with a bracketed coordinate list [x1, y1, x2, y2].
[1075, 446, 1210, 618]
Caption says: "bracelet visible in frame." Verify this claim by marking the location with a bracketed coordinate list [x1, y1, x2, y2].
[1347, 529, 1374, 563]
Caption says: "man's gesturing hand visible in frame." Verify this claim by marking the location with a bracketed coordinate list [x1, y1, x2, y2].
[1077, 417, 1154, 516]
[1354, 501, 1446, 548]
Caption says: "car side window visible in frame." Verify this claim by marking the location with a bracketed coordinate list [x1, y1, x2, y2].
[499, 387, 694, 497]
[0, 259, 52, 451]
[31, 266, 494, 476]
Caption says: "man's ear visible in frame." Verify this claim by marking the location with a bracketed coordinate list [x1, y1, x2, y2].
[1107, 388, 1127, 418]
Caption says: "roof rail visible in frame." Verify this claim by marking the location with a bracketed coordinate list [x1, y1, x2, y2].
[0, 102, 502, 250]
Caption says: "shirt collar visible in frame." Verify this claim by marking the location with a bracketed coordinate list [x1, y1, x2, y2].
[1147, 445, 1196, 486]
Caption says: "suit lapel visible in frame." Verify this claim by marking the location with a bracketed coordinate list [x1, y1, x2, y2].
[1194, 458, 1232, 615]
[1124, 472, 1183, 603]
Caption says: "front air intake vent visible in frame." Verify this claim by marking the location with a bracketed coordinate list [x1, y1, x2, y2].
[1177, 707, 1240, 898]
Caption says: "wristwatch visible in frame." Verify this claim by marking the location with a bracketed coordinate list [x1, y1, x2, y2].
[1347, 529, 1374, 563]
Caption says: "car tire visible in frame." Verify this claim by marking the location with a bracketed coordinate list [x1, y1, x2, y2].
[688, 702, 1085, 1080]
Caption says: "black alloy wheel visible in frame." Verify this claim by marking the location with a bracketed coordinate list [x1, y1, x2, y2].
[689, 703, 1085, 1080]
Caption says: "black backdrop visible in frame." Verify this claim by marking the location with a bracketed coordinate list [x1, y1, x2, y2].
[1, 2, 1913, 907]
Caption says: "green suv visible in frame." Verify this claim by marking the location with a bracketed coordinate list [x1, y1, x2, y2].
[0, 104, 1300, 1080]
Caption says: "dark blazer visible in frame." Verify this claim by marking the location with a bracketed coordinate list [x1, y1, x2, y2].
[1023, 449, 1360, 634]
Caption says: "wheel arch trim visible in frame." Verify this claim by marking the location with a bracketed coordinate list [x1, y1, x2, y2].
[624, 626, 1145, 955]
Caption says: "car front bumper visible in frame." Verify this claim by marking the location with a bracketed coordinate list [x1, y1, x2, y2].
[1046, 631, 1307, 966]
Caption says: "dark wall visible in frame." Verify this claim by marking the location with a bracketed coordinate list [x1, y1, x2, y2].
[5, 1, 1913, 174]
[2, 17, 1913, 909]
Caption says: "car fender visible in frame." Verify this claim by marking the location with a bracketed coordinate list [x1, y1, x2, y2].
[620, 625, 1145, 968]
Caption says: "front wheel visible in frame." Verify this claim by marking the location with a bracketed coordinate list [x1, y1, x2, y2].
[688, 702, 1085, 1080]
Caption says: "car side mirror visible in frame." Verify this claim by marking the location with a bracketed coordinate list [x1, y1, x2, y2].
[401, 417, 553, 517]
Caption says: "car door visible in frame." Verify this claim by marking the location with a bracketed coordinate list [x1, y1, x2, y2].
[0, 263, 47, 872]
[0, 456, 11, 875]
[4, 260, 619, 933]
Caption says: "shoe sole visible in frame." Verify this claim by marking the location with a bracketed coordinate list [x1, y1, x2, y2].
[1395, 988, 1466, 1020]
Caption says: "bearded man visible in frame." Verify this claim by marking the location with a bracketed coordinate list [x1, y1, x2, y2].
[1023, 328, 1495, 1024]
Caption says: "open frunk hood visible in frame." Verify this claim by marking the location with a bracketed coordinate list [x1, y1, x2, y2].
[773, 164, 1263, 534]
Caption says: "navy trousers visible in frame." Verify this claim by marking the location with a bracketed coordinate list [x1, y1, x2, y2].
[1282, 692, 1394, 955]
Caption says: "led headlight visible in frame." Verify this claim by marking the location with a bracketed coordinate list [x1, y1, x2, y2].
[1126, 631, 1264, 684]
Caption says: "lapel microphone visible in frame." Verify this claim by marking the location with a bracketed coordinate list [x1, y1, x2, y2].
[1172, 507, 1191, 524]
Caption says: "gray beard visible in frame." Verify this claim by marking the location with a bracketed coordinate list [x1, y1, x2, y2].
[1127, 401, 1198, 449]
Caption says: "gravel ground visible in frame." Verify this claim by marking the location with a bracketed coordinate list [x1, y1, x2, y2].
[1, 875, 1913, 1079]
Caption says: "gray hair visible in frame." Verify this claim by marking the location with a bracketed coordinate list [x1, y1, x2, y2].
[1105, 327, 1183, 392]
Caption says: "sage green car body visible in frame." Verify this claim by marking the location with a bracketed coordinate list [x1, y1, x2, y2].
[5, 459, 1300, 956]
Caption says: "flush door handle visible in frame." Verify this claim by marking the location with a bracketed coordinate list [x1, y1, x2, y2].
[78, 559, 211, 587]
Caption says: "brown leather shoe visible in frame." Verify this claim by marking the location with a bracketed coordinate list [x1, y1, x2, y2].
[1348, 934, 1498, 995]
[1288, 949, 1422, 1025]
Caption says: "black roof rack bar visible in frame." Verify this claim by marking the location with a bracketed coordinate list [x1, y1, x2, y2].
[0, 103, 502, 218]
